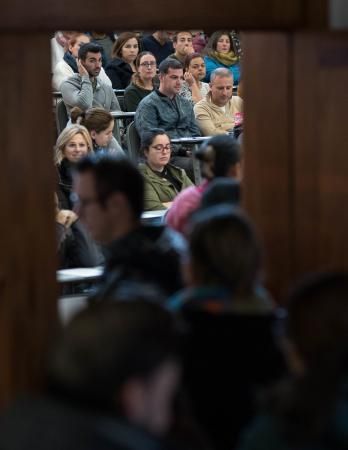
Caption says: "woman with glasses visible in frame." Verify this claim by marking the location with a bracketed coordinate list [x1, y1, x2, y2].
[106, 32, 139, 89]
[124, 51, 157, 111]
[139, 129, 193, 211]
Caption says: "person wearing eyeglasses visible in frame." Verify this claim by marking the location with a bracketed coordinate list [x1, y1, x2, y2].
[124, 52, 158, 112]
[139, 129, 193, 211]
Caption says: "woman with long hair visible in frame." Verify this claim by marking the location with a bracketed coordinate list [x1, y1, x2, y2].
[124, 51, 157, 111]
[139, 128, 193, 211]
[105, 32, 139, 89]
[203, 30, 240, 85]
[70, 106, 124, 156]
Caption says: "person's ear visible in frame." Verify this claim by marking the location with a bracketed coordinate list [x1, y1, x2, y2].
[90, 130, 97, 140]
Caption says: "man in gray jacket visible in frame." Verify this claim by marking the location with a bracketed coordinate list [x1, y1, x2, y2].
[61, 43, 120, 116]
[135, 58, 200, 175]
[135, 58, 200, 140]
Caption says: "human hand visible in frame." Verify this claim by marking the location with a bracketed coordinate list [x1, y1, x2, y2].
[77, 59, 89, 77]
[184, 71, 195, 87]
[56, 209, 78, 228]
[184, 45, 194, 56]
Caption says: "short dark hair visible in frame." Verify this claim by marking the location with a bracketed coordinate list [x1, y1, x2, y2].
[140, 128, 169, 153]
[172, 30, 193, 43]
[188, 205, 261, 295]
[75, 155, 144, 219]
[158, 58, 183, 74]
[47, 300, 182, 411]
[78, 42, 103, 60]
[195, 135, 241, 179]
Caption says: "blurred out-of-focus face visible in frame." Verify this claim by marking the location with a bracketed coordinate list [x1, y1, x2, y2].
[188, 57, 206, 81]
[216, 34, 231, 53]
[121, 38, 139, 63]
[69, 34, 90, 58]
[91, 120, 114, 148]
[138, 54, 157, 81]
[63, 133, 89, 162]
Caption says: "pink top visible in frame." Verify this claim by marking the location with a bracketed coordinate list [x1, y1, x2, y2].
[165, 180, 209, 235]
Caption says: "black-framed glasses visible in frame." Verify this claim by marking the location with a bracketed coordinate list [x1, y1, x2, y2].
[140, 61, 156, 67]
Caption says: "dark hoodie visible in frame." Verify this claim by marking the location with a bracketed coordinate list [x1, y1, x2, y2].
[105, 57, 133, 89]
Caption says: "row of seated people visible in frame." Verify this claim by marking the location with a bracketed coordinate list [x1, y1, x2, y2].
[4, 152, 347, 450]
[57, 41, 243, 137]
[55, 123, 241, 268]
[52, 30, 241, 91]
[56, 42, 242, 189]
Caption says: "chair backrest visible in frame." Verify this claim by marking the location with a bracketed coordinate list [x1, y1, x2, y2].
[125, 121, 141, 162]
[55, 99, 69, 135]
[117, 95, 125, 112]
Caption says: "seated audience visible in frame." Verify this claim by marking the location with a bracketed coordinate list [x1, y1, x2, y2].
[139, 129, 193, 211]
[168, 206, 285, 450]
[61, 43, 120, 115]
[237, 273, 348, 450]
[55, 124, 94, 209]
[73, 155, 187, 298]
[194, 68, 243, 136]
[168, 31, 194, 65]
[124, 51, 157, 111]
[135, 58, 201, 172]
[166, 135, 241, 235]
[141, 31, 174, 64]
[179, 52, 210, 105]
[0, 301, 182, 450]
[203, 30, 240, 85]
[70, 106, 124, 156]
[106, 32, 139, 89]
[52, 33, 111, 90]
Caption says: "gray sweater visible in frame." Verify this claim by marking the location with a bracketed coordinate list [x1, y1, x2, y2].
[61, 74, 120, 115]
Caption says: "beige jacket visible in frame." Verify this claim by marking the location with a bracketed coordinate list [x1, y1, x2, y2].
[194, 93, 243, 136]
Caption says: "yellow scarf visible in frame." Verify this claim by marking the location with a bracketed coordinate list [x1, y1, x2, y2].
[211, 50, 239, 66]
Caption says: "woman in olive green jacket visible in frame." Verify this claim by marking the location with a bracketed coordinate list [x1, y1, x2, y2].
[139, 129, 193, 211]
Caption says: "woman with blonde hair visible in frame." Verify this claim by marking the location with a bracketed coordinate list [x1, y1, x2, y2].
[124, 51, 157, 111]
[70, 106, 124, 156]
[55, 124, 93, 209]
[106, 32, 139, 89]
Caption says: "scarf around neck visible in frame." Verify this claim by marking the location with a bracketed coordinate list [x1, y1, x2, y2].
[63, 51, 78, 72]
[211, 50, 239, 67]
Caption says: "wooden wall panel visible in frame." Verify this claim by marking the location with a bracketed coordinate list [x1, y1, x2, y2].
[0, 0, 303, 31]
[242, 33, 293, 299]
[0, 34, 58, 408]
[293, 33, 348, 276]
